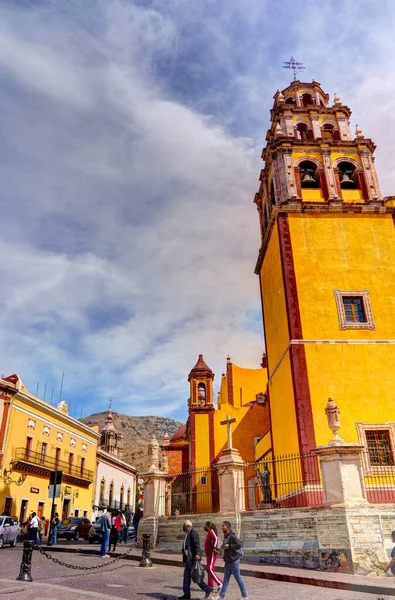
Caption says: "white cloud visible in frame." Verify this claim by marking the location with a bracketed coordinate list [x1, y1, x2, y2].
[1, 0, 394, 419]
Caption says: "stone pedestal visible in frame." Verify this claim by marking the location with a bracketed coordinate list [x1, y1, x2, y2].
[140, 469, 168, 547]
[313, 443, 368, 507]
[216, 448, 245, 512]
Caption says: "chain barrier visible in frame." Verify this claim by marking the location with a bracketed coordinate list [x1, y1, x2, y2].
[34, 541, 138, 571]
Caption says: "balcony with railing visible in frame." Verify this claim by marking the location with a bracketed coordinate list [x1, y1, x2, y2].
[13, 448, 94, 487]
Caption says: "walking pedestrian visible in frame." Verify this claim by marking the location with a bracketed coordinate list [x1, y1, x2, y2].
[109, 511, 119, 552]
[178, 520, 214, 600]
[132, 507, 143, 542]
[204, 521, 223, 593]
[211, 521, 248, 600]
[114, 509, 123, 544]
[100, 509, 111, 558]
[385, 530, 395, 574]
[124, 505, 132, 542]
[52, 513, 60, 546]
[29, 512, 39, 544]
[38, 515, 46, 545]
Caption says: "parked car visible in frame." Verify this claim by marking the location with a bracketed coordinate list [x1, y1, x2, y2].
[0, 516, 20, 548]
[88, 517, 135, 544]
[57, 517, 91, 541]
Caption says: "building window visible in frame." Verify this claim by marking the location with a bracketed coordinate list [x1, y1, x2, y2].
[120, 485, 124, 510]
[366, 430, 394, 466]
[334, 290, 375, 330]
[68, 453, 74, 474]
[80, 457, 85, 476]
[55, 447, 61, 468]
[25, 437, 33, 460]
[357, 423, 395, 473]
[74, 509, 79, 517]
[200, 476, 207, 485]
[127, 488, 131, 507]
[40, 442, 47, 464]
[83, 510, 88, 517]
[109, 481, 114, 508]
[343, 296, 366, 323]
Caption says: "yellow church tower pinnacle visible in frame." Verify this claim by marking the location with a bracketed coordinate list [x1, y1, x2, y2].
[254, 79, 395, 474]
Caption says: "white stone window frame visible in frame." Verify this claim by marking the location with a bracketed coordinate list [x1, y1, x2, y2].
[334, 289, 375, 330]
[356, 422, 395, 475]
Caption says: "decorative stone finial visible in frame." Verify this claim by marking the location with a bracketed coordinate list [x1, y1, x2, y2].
[334, 92, 341, 106]
[163, 432, 170, 447]
[148, 435, 160, 471]
[325, 398, 344, 445]
[222, 372, 225, 378]
[275, 122, 282, 137]
[277, 90, 285, 104]
[355, 124, 364, 139]
[227, 354, 231, 362]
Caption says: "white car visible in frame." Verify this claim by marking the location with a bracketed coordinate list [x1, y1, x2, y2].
[0, 516, 20, 548]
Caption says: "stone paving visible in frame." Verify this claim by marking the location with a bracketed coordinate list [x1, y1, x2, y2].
[0, 546, 394, 600]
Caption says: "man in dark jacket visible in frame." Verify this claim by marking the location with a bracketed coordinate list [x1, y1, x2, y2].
[178, 520, 214, 600]
[211, 521, 248, 600]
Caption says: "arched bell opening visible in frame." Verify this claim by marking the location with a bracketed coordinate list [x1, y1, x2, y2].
[338, 161, 358, 189]
[322, 123, 340, 140]
[270, 180, 276, 205]
[295, 123, 313, 141]
[299, 160, 320, 189]
[285, 97, 295, 106]
[301, 93, 314, 107]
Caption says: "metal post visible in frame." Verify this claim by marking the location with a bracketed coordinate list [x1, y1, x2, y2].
[139, 533, 153, 567]
[16, 540, 34, 582]
[47, 468, 58, 546]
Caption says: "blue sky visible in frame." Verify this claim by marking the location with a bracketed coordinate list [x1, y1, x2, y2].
[1, 0, 395, 421]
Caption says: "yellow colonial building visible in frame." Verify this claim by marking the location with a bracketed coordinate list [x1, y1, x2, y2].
[0, 374, 99, 522]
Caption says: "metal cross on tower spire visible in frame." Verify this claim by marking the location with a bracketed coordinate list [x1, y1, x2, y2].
[283, 56, 306, 80]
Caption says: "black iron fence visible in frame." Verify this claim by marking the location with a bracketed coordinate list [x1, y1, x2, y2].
[167, 466, 219, 515]
[361, 450, 395, 504]
[240, 453, 323, 510]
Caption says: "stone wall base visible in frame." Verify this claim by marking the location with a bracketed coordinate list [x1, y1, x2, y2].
[155, 506, 395, 575]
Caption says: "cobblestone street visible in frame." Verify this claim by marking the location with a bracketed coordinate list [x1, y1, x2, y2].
[1, 547, 394, 600]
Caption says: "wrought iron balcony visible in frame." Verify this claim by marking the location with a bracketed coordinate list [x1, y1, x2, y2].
[13, 448, 94, 487]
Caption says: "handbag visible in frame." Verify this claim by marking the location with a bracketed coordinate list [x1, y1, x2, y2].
[191, 559, 205, 585]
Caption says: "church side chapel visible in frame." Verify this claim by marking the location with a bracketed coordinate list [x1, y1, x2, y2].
[162, 77, 395, 515]
[163, 354, 269, 513]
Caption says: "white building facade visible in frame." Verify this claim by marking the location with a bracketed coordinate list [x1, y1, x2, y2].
[92, 406, 136, 520]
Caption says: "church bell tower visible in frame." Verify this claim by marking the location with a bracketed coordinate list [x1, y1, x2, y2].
[254, 79, 395, 466]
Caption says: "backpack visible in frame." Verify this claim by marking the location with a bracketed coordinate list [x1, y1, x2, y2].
[232, 533, 244, 556]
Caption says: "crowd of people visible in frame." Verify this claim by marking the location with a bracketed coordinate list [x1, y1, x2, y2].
[15, 504, 143, 550]
[179, 519, 248, 600]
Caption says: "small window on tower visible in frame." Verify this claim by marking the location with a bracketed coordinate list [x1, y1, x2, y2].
[285, 96, 295, 105]
[296, 123, 308, 140]
[334, 290, 375, 330]
[299, 161, 320, 189]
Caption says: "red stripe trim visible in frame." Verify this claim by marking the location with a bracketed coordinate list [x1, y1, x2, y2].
[277, 214, 317, 476]
[226, 362, 234, 406]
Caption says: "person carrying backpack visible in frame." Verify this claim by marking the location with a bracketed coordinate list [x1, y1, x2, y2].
[211, 521, 248, 600]
[204, 521, 223, 593]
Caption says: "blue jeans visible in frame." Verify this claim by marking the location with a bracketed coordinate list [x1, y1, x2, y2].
[183, 557, 211, 597]
[220, 560, 247, 598]
[100, 530, 110, 557]
[53, 526, 58, 545]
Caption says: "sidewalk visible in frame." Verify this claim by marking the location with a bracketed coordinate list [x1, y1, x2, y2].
[0, 579, 125, 600]
[47, 543, 395, 596]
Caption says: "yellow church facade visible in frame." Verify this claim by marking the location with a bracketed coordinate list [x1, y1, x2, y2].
[255, 80, 395, 498]
[0, 374, 99, 523]
[166, 79, 395, 512]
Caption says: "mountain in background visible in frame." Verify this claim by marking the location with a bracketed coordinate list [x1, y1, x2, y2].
[81, 411, 183, 473]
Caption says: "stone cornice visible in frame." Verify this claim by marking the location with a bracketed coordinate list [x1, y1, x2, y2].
[97, 448, 136, 473]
